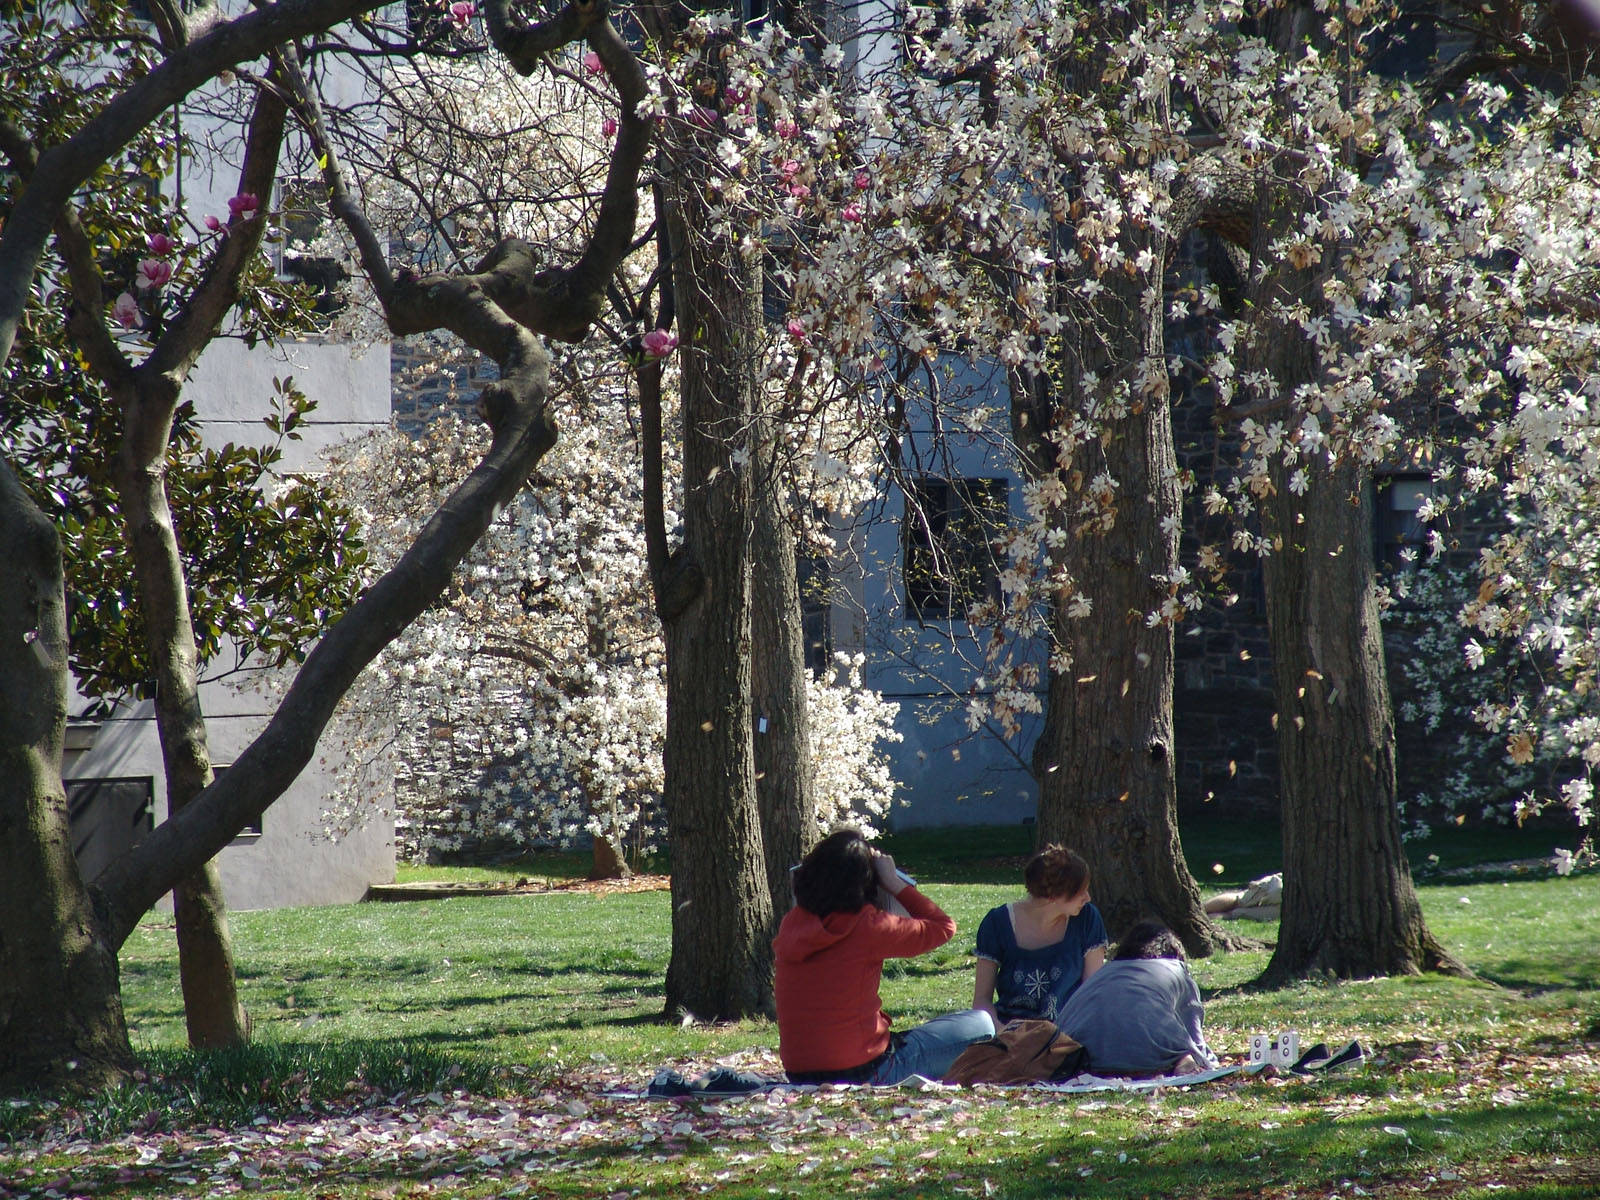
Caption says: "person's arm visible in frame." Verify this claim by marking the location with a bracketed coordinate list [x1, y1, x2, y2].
[972, 956, 1000, 1024]
[867, 852, 955, 955]
[1082, 943, 1105, 983]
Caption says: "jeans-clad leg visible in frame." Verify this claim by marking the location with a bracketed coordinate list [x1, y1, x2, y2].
[870, 1009, 995, 1085]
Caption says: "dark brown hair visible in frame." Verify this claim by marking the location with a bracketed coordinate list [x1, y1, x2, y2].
[1023, 844, 1089, 900]
[1113, 920, 1187, 961]
[792, 828, 877, 917]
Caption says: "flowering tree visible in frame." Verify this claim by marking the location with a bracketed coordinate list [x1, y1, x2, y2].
[0, 0, 652, 1090]
[311, 395, 903, 875]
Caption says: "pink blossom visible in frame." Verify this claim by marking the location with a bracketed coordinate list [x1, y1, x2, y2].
[853, 169, 871, 191]
[779, 158, 801, 181]
[146, 232, 176, 256]
[227, 192, 259, 221]
[447, 0, 476, 30]
[583, 49, 603, 75]
[787, 182, 810, 199]
[688, 105, 717, 129]
[641, 329, 678, 358]
[601, 116, 618, 138]
[775, 118, 799, 140]
[786, 318, 808, 341]
[111, 292, 140, 329]
[724, 86, 747, 105]
[841, 203, 863, 223]
[136, 258, 172, 290]
[203, 214, 222, 232]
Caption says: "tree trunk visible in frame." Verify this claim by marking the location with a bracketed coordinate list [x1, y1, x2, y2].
[0, 464, 134, 1094]
[1257, 457, 1466, 982]
[750, 420, 817, 926]
[655, 170, 776, 1021]
[1027, 391, 1218, 955]
[117, 376, 249, 1052]
[590, 832, 632, 881]
[1015, 221, 1222, 954]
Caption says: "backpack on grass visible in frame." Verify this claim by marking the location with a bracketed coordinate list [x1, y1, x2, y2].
[944, 1019, 1089, 1086]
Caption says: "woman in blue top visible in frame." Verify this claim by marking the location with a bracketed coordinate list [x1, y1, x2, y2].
[973, 845, 1107, 1025]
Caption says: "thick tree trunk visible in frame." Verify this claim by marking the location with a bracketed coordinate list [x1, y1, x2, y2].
[1015, 221, 1221, 954]
[750, 421, 817, 925]
[590, 833, 632, 881]
[655, 170, 776, 1021]
[1257, 458, 1466, 982]
[1028, 393, 1217, 955]
[0, 464, 134, 1094]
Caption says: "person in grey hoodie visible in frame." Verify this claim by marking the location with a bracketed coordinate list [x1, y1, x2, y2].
[1056, 920, 1218, 1077]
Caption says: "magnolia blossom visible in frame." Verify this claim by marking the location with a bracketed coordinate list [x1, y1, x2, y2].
[447, 0, 475, 30]
[146, 232, 176, 256]
[203, 213, 222, 231]
[583, 49, 603, 75]
[601, 116, 618, 138]
[227, 192, 259, 221]
[641, 329, 678, 358]
[110, 291, 139, 329]
[135, 258, 172, 290]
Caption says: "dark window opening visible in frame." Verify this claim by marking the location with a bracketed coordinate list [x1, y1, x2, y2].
[903, 477, 1008, 621]
[67, 776, 154, 883]
[274, 177, 348, 322]
[1375, 473, 1437, 572]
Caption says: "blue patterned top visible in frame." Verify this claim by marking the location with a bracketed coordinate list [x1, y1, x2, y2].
[976, 902, 1108, 1023]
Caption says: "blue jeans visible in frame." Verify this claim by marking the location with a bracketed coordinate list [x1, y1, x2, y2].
[869, 1009, 996, 1085]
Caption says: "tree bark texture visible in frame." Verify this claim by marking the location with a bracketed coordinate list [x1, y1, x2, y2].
[656, 166, 776, 1021]
[0, 464, 134, 1094]
[1017, 247, 1219, 956]
[750, 420, 817, 926]
[1257, 457, 1463, 981]
[1027, 392, 1215, 954]
[1234, 230, 1464, 983]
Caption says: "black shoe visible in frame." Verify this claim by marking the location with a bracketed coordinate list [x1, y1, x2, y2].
[1291, 1043, 1331, 1074]
[1319, 1040, 1366, 1071]
[647, 1068, 696, 1097]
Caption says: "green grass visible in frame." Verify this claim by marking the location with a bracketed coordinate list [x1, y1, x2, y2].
[3, 824, 1596, 1200]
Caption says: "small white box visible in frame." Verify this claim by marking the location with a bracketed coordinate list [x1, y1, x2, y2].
[1276, 1031, 1301, 1067]
[1250, 1033, 1273, 1065]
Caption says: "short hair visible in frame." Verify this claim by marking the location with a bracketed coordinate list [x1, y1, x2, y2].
[1024, 844, 1090, 900]
[1114, 920, 1186, 961]
[792, 828, 877, 918]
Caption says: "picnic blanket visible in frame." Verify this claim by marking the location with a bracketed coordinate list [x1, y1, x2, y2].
[615, 1038, 1365, 1100]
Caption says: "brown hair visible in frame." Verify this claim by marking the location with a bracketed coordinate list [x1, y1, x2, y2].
[792, 828, 877, 917]
[1114, 919, 1186, 961]
[1023, 844, 1089, 900]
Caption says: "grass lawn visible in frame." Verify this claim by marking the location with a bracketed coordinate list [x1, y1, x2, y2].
[2, 824, 1596, 1200]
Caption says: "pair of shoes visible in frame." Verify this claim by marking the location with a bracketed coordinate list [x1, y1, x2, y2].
[1290, 1040, 1366, 1074]
[1322, 1040, 1366, 1071]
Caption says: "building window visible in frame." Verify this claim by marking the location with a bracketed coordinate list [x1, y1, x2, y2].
[903, 477, 1008, 621]
[1375, 473, 1437, 571]
[798, 551, 833, 674]
[272, 177, 348, 323]
[208, 764, 262, 839]
[67, 776, 154, 883]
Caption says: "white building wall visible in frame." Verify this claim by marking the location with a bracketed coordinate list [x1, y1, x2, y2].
[832, 358, 1046, 829]
[67, 337, 395, 911]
